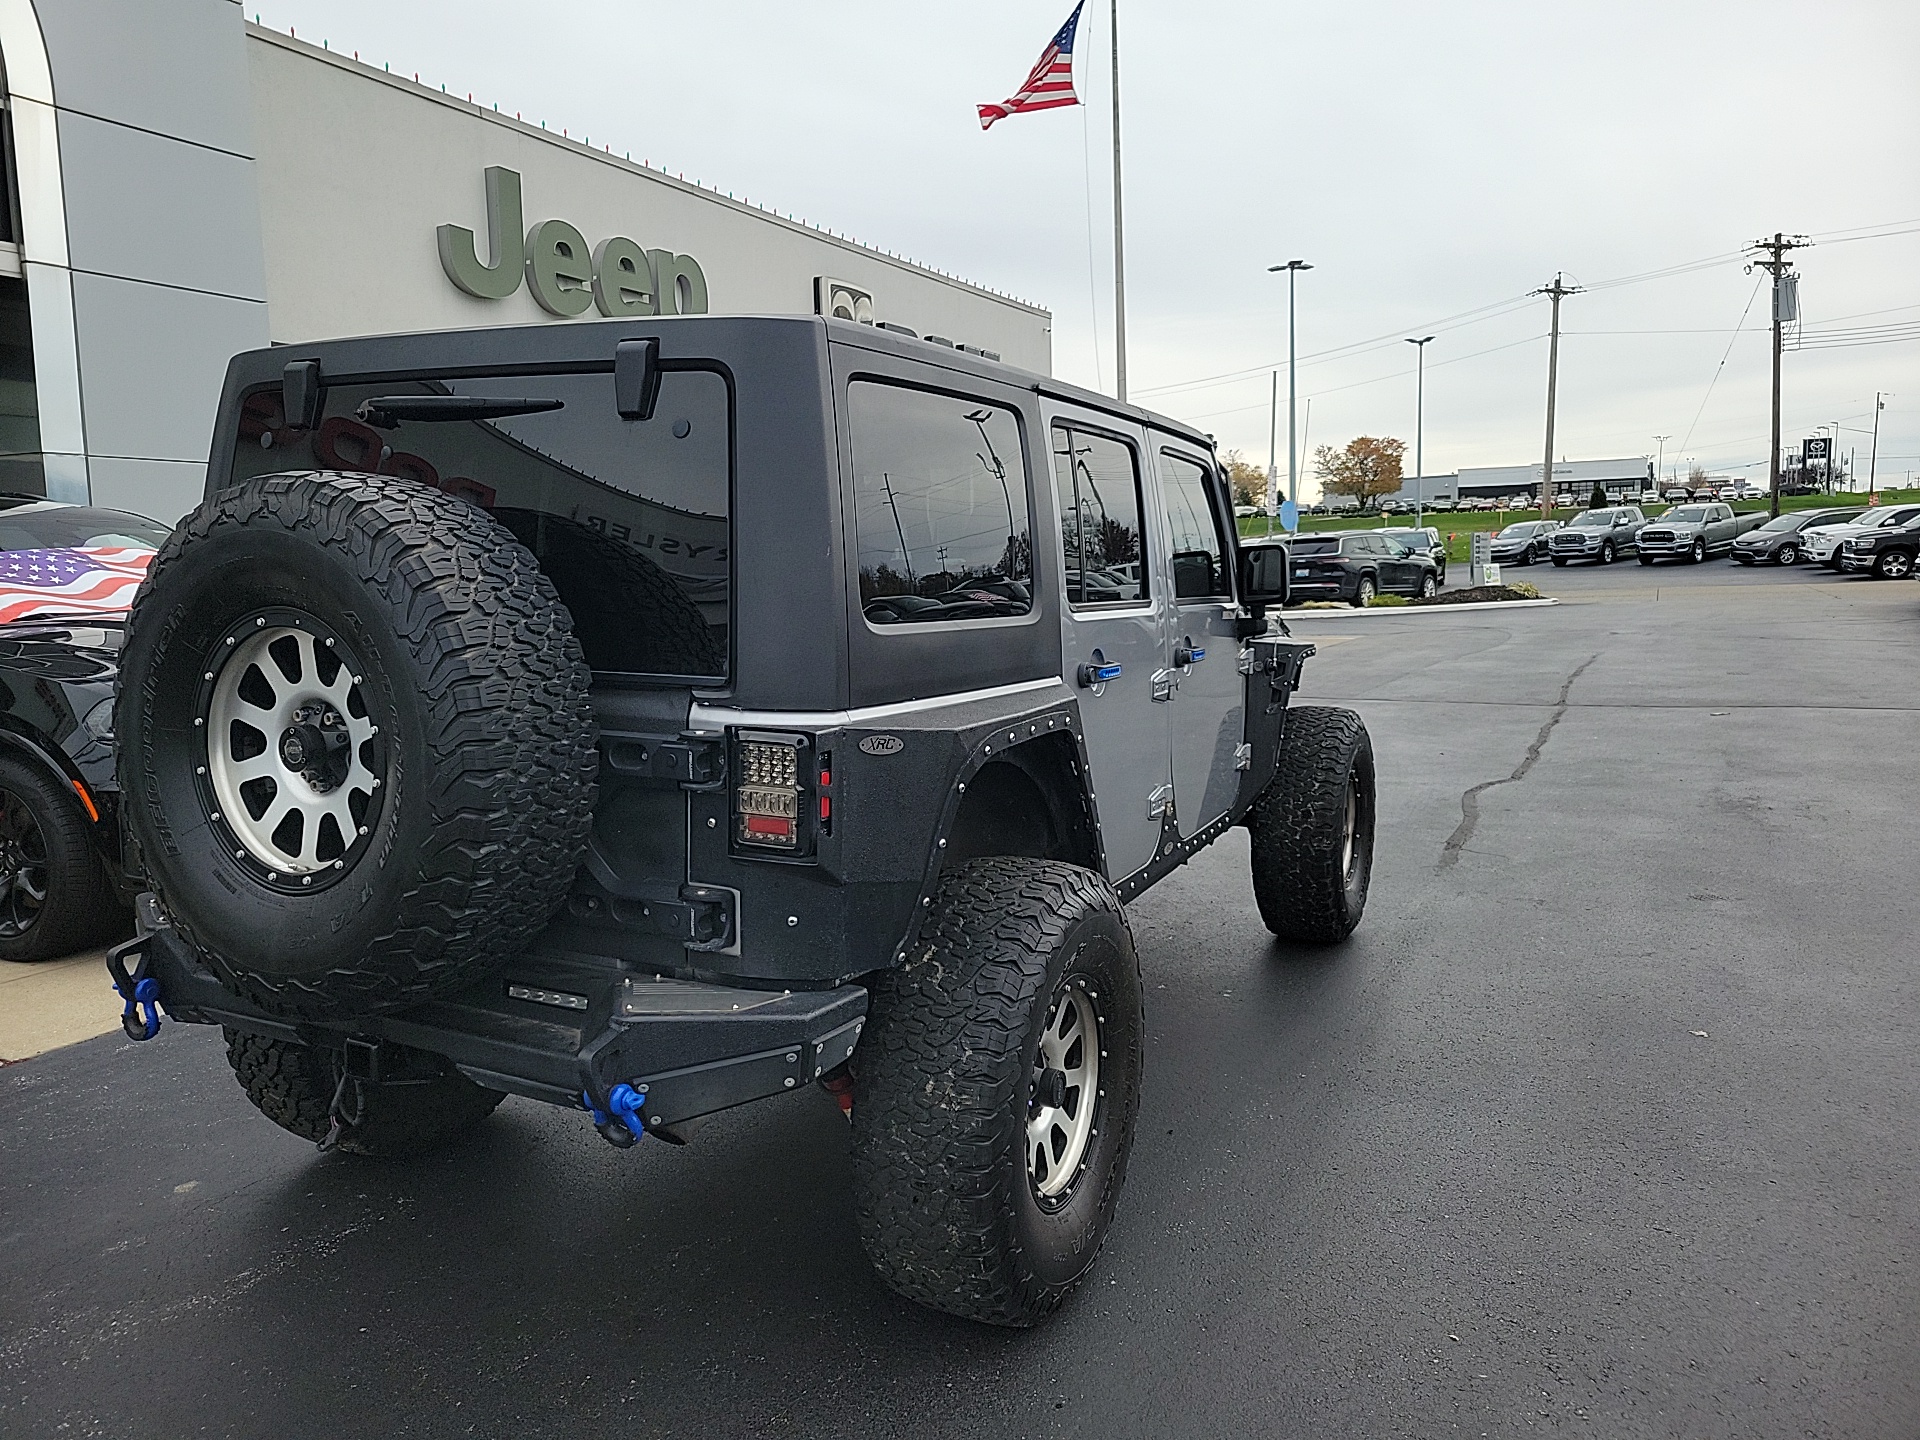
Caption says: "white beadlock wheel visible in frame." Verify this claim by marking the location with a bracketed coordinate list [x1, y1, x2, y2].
[204, 616, 384, 885]
[1028, 979, 1102, 1203]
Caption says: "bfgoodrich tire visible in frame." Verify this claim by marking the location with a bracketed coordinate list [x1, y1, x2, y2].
[851, 857, 1144, 1327]
[116, 471, 598, 1018]
[1247, 706, 1375, 943]
[224, 1029, 504, 1156]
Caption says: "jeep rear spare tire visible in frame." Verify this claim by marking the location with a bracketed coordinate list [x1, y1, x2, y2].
[117, 470, 598, 1018]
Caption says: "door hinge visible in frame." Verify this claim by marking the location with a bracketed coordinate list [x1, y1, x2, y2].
[1147, 784, 1175, 819]
[1150, 669, 1177, 702]
[602, 731, 726, 789]
[1233, 743, 1252, 771]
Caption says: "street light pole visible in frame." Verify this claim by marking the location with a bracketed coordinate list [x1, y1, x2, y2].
[1270, 261, 1313, 509]
[1653, 434, 1670, 492]
[1405, 336, 1433, 527]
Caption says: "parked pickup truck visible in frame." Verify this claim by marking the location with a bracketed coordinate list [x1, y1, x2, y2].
[1636, 503, 1768, 564]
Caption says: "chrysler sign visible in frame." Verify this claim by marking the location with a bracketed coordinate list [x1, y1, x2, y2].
[437, 167, 709, 318]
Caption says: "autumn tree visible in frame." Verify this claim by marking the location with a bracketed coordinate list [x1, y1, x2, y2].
[1313, 436, 1406, 510]
[1221, 449, 1268, 508]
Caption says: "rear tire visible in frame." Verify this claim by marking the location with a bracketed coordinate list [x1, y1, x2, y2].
[1248, 706, 1375, 944]
[0, 756, 119, 962]
[224, 1029, 504, 1157]
[851, 857, 1144, 1327]
[1352, 574, 1377, 608]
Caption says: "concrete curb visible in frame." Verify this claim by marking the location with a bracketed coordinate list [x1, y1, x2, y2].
[1281, 597, 1561, 618]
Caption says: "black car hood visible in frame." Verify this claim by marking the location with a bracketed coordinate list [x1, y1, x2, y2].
[0, 617, 126, 683]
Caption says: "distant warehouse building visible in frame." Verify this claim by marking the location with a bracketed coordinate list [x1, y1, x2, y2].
[1346, 457, 1657, 508]
[0, 3, 1051, 520]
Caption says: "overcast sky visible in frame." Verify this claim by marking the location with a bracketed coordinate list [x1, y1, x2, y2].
[251, 1, 1920, 496]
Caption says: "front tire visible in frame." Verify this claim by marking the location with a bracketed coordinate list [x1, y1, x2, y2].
[1776, 543, 1800, 566]
[1638, 556, 1655, 566]
[1689, 539, 1707, 564]
[1419, 573, 1438, 598]
[1248, 707, 1375, 944]
[1600, 541, 1617, 564]
[224, 1030, 505, 1156]
[1873, 550, 1913, 580]
[1551, 557, 1567, 568]
[851, 858, 1144, 1328]
[0, 757, 119, 962]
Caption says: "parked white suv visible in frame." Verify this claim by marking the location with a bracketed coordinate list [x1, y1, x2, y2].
[1802, 504, 1920, 568]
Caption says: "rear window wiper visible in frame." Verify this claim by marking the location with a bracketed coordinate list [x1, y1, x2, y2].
[356, 396, 563, 429]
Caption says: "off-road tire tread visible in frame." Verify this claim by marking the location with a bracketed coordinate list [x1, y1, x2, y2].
[851, 857, 1140, 1327]
[121, 471, 598, 1015]
[1247, 706, 1374, 943]
[223, 1028, 504, 1156]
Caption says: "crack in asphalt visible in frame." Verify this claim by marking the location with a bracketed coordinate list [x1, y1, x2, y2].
[1437, 653, 1598, 871]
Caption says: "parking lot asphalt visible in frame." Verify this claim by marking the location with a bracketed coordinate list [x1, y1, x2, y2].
[4, 560, 1915, 1439]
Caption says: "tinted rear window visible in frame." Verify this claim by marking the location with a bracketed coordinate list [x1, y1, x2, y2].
[231, 371, 730, 680]
[1290, 537, 1338, 556]
[847, 382, 1033, 626]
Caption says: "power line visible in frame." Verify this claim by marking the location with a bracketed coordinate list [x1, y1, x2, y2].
[1677, 274, 1766, 456]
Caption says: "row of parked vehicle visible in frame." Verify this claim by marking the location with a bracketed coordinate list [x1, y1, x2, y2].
[1279, 501, 1920, 606]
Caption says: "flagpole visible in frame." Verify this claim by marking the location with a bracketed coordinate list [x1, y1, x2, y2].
[1108, 0, 1127, 404]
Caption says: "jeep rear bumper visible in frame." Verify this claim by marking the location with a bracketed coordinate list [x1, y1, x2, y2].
[131, 926, 868, 1131]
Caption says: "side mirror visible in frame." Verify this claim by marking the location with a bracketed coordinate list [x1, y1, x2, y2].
[1240, 541, 1289, 603]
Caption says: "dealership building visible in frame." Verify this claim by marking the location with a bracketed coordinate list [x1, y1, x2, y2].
[1355, 457, 1658, 509]
[0, 1, 1052, 521]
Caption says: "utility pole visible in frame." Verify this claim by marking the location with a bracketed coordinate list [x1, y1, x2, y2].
[1653, 434, 1670, 491]
[1109, 0, 1128, 403]
[1534, 273, 1579, 518]
[1868, 392, 1884, 499]
[1265, 371, 1278, 536]
[1747, 232, 1810, 517]
[1406, 336, 1433, 526]
[1270, 260, 1313, 511]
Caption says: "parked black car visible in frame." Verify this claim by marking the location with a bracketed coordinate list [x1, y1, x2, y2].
[1489, 519, 1561, 566]
[1837, 515, 1920, 579]
[1287, 530, 1440, 606]
[1729, 507, 1865, 565]
[1381, 526, 1447, 584]
[0, 497, 169, 960]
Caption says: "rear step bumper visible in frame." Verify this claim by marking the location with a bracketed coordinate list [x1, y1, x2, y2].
[135, 928, 868, 1131]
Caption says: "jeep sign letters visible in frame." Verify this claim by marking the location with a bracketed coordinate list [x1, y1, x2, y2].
[438, 166, 709, 318]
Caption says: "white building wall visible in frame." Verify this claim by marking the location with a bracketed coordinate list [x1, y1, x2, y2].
[22, 0, 271, 519]
[246, 29, 1051, 371]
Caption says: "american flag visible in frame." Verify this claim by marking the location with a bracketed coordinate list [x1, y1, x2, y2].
[0, 547, 155, 625]
[978, 2, 1084, 130]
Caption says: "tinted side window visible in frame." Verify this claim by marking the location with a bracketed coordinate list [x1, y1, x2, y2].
[1160, 450, 1229, 599]
[847, 382, 1032, 627]
[230, 371, 730, 680]
[1051, 425, 1147, 605]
